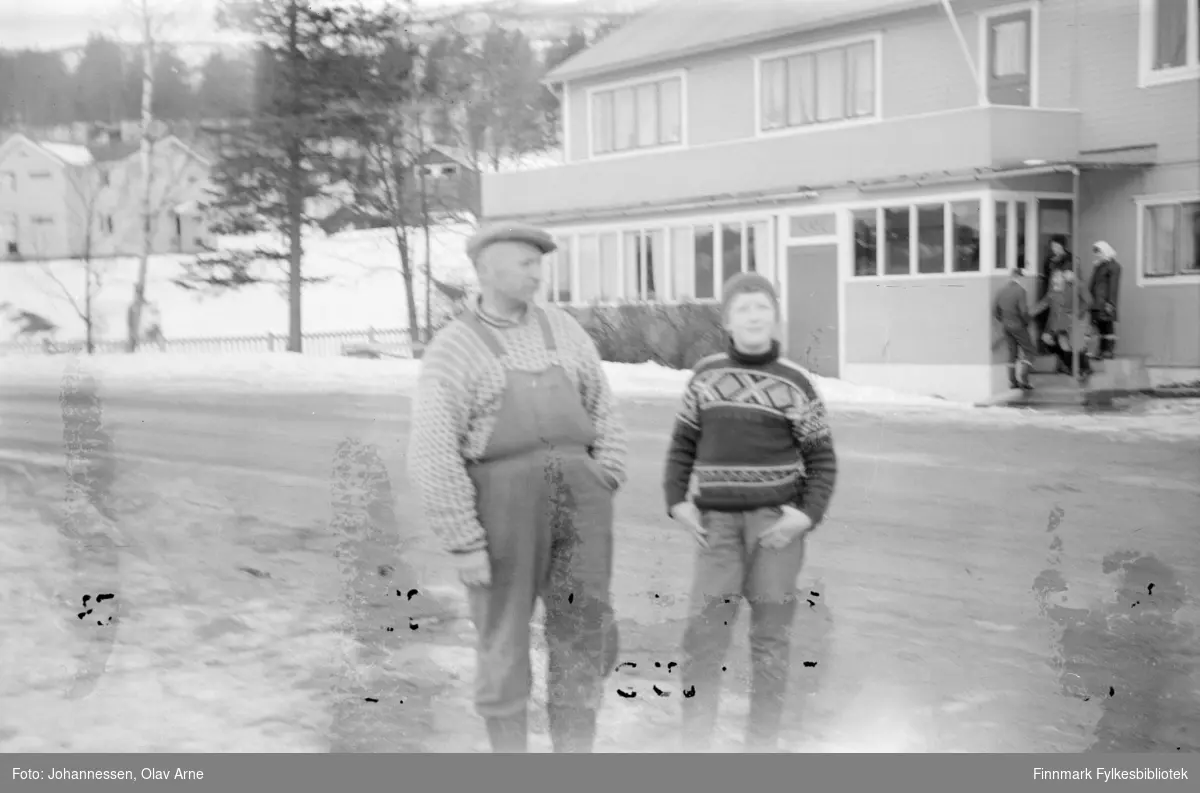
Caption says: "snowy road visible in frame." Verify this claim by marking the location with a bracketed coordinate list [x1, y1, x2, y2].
[1, 376, 1198, 754]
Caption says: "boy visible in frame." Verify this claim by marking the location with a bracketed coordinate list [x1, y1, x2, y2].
[663, 272, 838, 753]
[993, 266, 1036, 390]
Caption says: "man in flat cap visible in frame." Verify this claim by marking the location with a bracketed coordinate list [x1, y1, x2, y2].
[408, 222, 627, 753]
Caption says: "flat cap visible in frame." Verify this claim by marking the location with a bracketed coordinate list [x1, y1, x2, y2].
[466, 222, 557, 261]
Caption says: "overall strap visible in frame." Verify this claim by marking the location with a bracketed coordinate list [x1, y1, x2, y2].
[533, 307, 557, 353]
[460, 310, 507, 359]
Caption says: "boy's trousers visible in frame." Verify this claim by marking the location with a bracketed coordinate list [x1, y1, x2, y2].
[679, 506, 806, 752]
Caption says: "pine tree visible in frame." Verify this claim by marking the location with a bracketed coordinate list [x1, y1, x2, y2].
[193, 0, 380, 352]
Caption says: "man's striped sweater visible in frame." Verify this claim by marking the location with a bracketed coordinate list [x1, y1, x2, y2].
[663, 340, 838, 526]
[407, 299, 628, 555]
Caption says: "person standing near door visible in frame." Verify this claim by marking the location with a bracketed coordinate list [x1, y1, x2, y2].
[407, 223, 626, 753]
[994, 266, 1037, 391]
[1088, 241, 1122, 360]
[1037, 235, 1072, 355]
[663, 272, 838, 753]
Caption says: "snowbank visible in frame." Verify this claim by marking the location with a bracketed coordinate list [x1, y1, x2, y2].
[0, 225, 478, 343]
[0, 352, 959, 409]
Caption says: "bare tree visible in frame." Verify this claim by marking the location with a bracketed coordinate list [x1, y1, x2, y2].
[27, 165, 111, 354]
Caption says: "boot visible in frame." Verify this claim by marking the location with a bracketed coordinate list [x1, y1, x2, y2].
[547, 704, 597, 753]
[485, 710, 529, 753]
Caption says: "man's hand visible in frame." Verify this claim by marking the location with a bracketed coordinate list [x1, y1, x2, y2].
[670, 501, 707, 548]
[758, 505, 813, 550]
[451, 548, 491, 588]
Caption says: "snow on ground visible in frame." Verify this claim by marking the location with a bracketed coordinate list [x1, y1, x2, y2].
[0, 225, 478, 342]
[4, 351, 1200, 441]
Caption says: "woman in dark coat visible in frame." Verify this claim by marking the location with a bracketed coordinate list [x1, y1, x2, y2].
[1034, 265, 1092, 383]
[1088, 241, 1122, 359]
[1037, 235, 1072, 354]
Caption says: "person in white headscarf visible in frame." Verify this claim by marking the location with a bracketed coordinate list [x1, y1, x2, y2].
[1088, 241, 1122, 359]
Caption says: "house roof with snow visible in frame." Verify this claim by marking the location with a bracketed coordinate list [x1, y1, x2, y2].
[545, 0, 940, 83]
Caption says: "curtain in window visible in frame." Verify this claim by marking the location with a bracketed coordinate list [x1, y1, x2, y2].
[815, 48, 846, 121]
[555, 238, 573, 302]
[636, 83, 659, 148]
[1144, 205, 1177, 276]
[721, 223, 743, 286]
[694, 225, 715, 299]
[1154, 0, 1189, 69]
[592, 93, 613, 154]
[659, 78, 683, 143]
[647, 229, 666, 300]
[622, 231, 643, 299]
[992, 20, 1028, 76]
[761, 58, 787, 130]
[786, 55, 816, 127]
[845, 43, 875, 117]
[577, 234, 601, 302]
[1184, 202, 1200, 272]
[747, 221, 770, 276]
[598, 233, 620, 299]
[995, 201, 1009, 272]
[670, 226, 693, 300]
[613, 88, 636, 151]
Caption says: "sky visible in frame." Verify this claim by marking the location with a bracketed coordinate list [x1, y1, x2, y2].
[0, 0, 624, 51]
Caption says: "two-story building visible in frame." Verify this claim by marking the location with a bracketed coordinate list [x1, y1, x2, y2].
[0, 132, 214, 262]
[480, 0, 1199, 402]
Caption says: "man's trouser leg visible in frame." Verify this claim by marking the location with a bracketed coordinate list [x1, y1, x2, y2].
[542, 452, 617, 753]
[466, 455, 547, 753]
[1004, 332, 1021, 388]
[679, 511, 746, 751]
[742, 509, 806, 752]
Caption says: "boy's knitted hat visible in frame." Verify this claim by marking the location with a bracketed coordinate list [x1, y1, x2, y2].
[721, 272, 779, 316]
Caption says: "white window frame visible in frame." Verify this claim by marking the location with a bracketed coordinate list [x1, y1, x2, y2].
[1135, 191, 1200, 285]
[752, 32, 884, 138]
[1138, 0, 1200, 88]
[978, 1, 1041, 108]
[547, 208, 776, 306]
[987, 195, 1036, 273]
[585, 69, 688, 161]
[847, 191, 989, 280]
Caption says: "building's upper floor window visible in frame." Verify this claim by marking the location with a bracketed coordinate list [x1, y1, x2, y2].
[0, 172, 15, 192]
[981, 3, 1036, 106]
[590, 73, 684, 157]
[1140, 0, 1200, 86]
[758, 36, 878, 133]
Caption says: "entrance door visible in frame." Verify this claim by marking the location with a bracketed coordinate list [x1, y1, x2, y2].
[1037, 199, 1074, 272]
[1035, 199, 1074, 351]
[785, 243, 839, 378]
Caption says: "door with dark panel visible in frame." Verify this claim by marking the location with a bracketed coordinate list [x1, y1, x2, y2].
[785, 243, 840, 378]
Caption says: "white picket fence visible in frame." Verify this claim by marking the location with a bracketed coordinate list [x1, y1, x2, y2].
[0, 327, 416, 358]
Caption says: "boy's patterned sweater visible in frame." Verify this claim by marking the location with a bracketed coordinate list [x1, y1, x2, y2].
[407, 300, 628, 555]
[663, 340, 838, 526]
